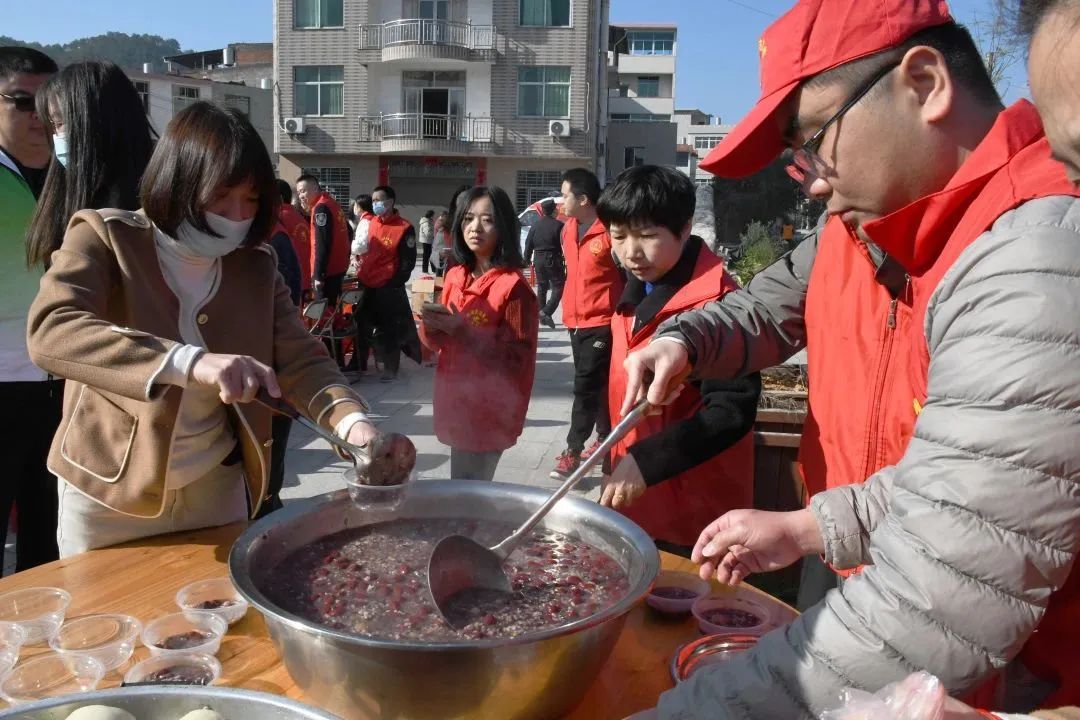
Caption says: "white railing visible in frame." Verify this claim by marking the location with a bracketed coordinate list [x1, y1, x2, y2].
[359, 20, 496, 51]
[359, 113, 493, 143]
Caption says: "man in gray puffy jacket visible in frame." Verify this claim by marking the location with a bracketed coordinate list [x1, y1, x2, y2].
[624, 0, 1080, 717]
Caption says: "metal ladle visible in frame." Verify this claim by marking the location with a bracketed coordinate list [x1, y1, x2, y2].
[427, 399, 653, 628]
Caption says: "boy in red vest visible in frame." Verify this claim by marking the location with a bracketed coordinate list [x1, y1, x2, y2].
[296, 174, 350, 306]
[355, 184, 419, 382]
[551, 168, 624, 478]
[597, 166, 759, 552]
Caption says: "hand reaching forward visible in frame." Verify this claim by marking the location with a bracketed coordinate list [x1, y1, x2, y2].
[190, 353, 281, 404]
[692, 509, 825, 586]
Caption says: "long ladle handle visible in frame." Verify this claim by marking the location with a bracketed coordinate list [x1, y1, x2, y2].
[490, 399, 652, 559]
[251, 389, 371, 467]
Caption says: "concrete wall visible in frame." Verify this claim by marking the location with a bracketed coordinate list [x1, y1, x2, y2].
[605, 121, 677, 180]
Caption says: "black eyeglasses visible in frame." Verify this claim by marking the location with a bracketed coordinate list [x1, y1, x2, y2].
[0, 93, 36, 113]
[785, 61, 901, 183]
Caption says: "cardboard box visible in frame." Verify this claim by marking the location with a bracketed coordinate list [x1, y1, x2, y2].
[410, 275, 444, 315]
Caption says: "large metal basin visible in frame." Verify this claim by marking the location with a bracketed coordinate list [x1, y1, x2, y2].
[229, 481, 659, 720]
[0, 686, 340, 719]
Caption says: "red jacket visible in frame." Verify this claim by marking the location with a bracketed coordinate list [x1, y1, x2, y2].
[798, 217, 914, 499]
[561, 217, 624, 329]
[607, 248, 754, 547]
[308, 192, 350, 279]
[358, 212, 412, 289]
[809, 101, 1080, 706]
[278, 203, 311, 291]
[420, 265, 539, 453]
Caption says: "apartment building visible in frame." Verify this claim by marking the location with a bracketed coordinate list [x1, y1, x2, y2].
[674, 109, 733, 184]
[274, 0, 609, 220]
[603, 22, 677, 182]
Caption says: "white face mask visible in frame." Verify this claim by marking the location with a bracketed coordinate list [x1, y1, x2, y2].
[176, 212, 254, 258]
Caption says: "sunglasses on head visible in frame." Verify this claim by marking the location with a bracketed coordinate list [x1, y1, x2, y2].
[0, 93, 36, 113]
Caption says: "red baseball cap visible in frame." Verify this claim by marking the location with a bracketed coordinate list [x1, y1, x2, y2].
[701, 0, 954, 178]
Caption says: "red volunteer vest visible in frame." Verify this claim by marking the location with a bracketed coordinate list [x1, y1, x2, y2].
[561, 217, 624, 329]
[278, 203, 311, 291]
[308, 192, 351, 279]
[430, 265, 538, 452]
[799, 217, 914, 499]
[607, 248, 754, 547]
[358, 212, 412, 288]
[862, 102, 1080, 707]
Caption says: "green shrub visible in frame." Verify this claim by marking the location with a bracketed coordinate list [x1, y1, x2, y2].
[731, 221, 782, 286]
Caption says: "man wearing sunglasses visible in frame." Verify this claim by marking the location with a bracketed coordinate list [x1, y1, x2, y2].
[623, 1, 1080, 718]
[0, 46, 60, 575]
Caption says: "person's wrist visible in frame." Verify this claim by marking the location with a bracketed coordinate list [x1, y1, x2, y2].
[790, 509, 825, 556]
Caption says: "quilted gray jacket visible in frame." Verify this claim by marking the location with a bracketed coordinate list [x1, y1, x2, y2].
[654, 196, 1080, 718]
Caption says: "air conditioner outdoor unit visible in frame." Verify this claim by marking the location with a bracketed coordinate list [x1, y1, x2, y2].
[284, 117, 307, 135]
[548, 120, 570, 138]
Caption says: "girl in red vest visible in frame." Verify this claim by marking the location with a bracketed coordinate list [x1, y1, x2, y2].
[597, 166, 759, 550]
[419, 186, 539, 481]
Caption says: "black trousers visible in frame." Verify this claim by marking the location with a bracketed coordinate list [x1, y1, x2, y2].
[450, 449, 503, 482]
[256, 415, 292, 519]
[322, 273, 344, 307]
[421, 243, 433, 274]
[534, 256, 565, 318]
[357, 285, 417, 376]
[566, 326, 613, 453]
[0, 380, 62, 574]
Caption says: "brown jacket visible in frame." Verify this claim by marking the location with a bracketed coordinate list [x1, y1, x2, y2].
[27, 209, 368, 519]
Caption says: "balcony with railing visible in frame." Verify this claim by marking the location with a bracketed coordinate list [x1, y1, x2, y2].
[358, 20, 497, 64]
[358, 113, 494, 154]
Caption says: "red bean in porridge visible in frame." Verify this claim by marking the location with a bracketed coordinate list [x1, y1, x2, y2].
[265, 519, 630, 641]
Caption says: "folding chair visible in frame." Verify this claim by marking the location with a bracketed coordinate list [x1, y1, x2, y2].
[307, 289, 365, 369]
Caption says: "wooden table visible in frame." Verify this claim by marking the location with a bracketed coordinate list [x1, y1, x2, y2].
[0, 524, 788, 718]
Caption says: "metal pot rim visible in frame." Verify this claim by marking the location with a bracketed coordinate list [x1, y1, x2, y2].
[229, 481, 659, 651]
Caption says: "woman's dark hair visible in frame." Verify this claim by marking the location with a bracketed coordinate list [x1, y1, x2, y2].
[277, 179, 293, 205]
[597, 165, 696, 238]
[25, 61, 154, 268]
[561, 168, 602, 205]
[141, 101, 277, 246]
[447, 183, 473, 222]
[354, 193, 373, 214]
[452, 185, 524, 270]
[1019, 0, 1080, 36]
[424, 209, 435, 219]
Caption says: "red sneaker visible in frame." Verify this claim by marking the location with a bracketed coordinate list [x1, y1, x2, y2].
[550, 450, 582, 479]
[579, 437, 607, 461]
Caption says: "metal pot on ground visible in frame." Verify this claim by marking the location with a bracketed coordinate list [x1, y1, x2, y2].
[229, 481, 660, 720]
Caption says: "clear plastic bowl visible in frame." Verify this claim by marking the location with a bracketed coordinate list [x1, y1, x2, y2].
[0, 653, 104, 703]
[123, 651, 221, 686]
[0, 621, 26, 675]
[645, 571, 711, 615]
[0, 587, 71, 645]
[341, 468, 415, 512]
[49, 613, 142, 671]
[176, 578, 249, 627]
[691, 594, 772, 636]
[141, 612, 226, 658]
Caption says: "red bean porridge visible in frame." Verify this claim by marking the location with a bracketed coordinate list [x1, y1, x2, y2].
[265, 519, 630, 641]
[703, 608, 762, 628]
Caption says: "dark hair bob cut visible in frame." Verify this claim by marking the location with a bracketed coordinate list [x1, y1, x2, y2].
[597, 165, 696, 238]
[452, 185, 525, 271]
[140, 101, 278, 246]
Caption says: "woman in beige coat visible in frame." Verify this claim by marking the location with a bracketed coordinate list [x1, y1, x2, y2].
[27, 102, 381, 556]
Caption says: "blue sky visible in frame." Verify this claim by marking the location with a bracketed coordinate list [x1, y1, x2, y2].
[5, 0, 1027, 125]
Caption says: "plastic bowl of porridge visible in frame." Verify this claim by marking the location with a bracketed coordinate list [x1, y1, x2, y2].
[230, 480, 660, 720]
[692, 594, 771, 636]
[176, 577, 249, 627]
[141, 612, 226, 658]
[341, 468, 415, 512]
[123, 651, 222, 687]
[646, 571, 711, 615]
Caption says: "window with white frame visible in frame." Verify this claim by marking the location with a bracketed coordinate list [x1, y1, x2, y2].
[694, 135, 725, 150]
[628, 31, 674, 55]
[520, 0, 571, 26]
[294, 66, 344, 116]
[301, 167, 351, 205]
[172, 85, 200, 113]
[294, 0, 343, 28]
[637, 76, 660, 98]
[133, 80, 149, 113]
[517, 66, 570, 117]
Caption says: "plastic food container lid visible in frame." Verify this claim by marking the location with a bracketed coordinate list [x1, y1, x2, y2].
[670, 633, 760, 683]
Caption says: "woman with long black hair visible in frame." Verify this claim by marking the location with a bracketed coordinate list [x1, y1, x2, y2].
[25, 61, 154, 268]
[419, 186, 539, 481]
